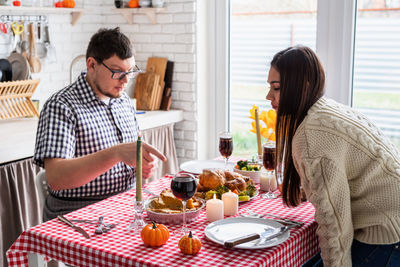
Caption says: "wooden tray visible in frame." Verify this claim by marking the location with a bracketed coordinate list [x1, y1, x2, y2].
[0, 79, 40, 119]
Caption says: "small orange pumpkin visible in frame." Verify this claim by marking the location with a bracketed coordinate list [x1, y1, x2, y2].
[141, 221, 169, 247]
[129, 0, 139, 8]
[62, 0, 75, 8]
[178, 231, 202, 255]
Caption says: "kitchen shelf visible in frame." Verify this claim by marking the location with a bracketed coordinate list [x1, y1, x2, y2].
[0, 6, 85, 26]
[114, 8, 166, 25]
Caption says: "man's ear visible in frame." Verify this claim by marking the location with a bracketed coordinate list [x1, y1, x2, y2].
[86, 57, 97, 72]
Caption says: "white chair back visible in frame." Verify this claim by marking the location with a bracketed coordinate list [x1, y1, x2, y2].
[35, 170, 49, 218]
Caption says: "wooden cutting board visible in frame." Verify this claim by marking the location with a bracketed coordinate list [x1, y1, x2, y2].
[134, 71, 160, 110]
[146, 57, 168, 82]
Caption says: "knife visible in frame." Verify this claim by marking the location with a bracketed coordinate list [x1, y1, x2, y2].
[224, 226, 288, 248]
[58, 215, 91, 239]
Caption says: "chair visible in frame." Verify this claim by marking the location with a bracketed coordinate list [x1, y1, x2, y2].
[35, 169, 49, 220]
[69, 54, 86, 83]
[34, 170, 67, 267]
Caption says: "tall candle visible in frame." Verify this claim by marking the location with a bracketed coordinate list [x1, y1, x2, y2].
[206, 194, 224, 222]
[255, 107, 262, 157]
[221, 191, 238, 216]
[260, 172, 277, 192]
[136, 136, 142, 202]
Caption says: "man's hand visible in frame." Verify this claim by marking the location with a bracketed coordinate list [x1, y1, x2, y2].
[116, 141, 167, 179]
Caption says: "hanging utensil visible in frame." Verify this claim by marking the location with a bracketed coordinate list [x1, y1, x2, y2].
[20, 27, 29, 61]
[28, 23, 41, 73]
[36, 22, 47, 59]
[10, 22, 24, 53]
[44, 24, 56, 63]
[0, 22, 9, 34]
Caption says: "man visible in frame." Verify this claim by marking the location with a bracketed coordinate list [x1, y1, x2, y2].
[34, 28, 166, 221]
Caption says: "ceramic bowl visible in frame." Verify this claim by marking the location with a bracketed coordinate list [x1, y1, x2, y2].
[144, 197, 205, 225]
[233, 166, 262, 184]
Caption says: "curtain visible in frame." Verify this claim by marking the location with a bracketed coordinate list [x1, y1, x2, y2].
[142, 123, 179, 183]
[0, 158, 41, 267]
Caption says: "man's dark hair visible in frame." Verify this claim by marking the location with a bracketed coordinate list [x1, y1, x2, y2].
[86, 27, 133, 62]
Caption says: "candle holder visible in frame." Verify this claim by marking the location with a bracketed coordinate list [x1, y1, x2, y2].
[127, 200, 146, 233]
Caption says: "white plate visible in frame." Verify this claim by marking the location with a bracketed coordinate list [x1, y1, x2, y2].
[180, 160, 235, 174]
[205, 217, 289, 249]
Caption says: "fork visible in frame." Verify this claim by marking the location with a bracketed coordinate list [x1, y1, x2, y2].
[71, 219, 119, 229]
[243, 209, 304, 227]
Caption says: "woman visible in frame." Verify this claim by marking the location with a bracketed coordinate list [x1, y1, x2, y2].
[266, 45, 400, 267]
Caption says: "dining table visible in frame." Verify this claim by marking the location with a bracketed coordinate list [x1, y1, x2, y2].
[7, 174, 319, 267]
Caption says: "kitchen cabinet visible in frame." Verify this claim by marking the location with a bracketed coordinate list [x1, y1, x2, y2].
[0, 6, 85, 25]
[114, 7, 166, 25]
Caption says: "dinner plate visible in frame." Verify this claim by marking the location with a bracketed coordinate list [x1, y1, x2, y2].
[205, 217, 289, 249]
[0, 58, 13, 82]
[180, 160, 235, 174]
[8, 52, 30, 81]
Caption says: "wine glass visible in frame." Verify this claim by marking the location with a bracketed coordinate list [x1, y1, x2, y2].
[261, 141, 278, 199]
[219, 131, 233, 169]
[170, 173, 197, 236]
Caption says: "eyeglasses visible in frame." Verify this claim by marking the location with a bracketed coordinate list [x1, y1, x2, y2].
[95, 58, 142, 80]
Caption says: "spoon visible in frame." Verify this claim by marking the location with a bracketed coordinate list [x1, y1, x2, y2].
[94, 216, 105, 234]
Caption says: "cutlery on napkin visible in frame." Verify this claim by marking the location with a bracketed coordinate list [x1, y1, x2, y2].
[224, 226, 289, 248]
[58, 215, 90, 239]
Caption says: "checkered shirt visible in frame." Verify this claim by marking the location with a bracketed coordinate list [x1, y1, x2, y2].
[34, 72, 140, 198]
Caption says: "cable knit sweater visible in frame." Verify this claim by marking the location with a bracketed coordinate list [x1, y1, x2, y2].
[292, 97, 400, 267]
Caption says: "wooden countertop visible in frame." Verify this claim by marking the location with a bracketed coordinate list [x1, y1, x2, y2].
[0, 110, 183, 164]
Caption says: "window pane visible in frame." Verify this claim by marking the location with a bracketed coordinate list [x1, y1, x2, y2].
[353, 0, 400, 148]
[230, 0, 317, 158]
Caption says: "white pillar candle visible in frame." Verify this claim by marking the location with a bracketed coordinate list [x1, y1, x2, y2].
[221, 191, 238, 216]
[260, 172, 277, 192]
[206, 194, 224, 222]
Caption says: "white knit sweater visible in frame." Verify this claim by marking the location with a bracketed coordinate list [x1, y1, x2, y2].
[292, 97, 400, 267]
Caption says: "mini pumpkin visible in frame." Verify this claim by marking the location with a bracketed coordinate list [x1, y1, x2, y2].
[141, 221, 169, 247]
[178, 231, 202, 255]
[129, 0, 139, 8]
[62, 0, 75, 8]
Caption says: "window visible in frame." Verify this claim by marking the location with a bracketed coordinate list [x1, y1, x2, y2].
[353, 0, 400, 147]
[229, 0, 318, 158]
[209, 0, 400, 159]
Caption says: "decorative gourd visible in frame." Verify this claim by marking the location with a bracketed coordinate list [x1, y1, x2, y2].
[178, 231, 202, 255]
[141, 221, 170, 247]
[62, 0, 75, 8]
[129, 0, 139, 8]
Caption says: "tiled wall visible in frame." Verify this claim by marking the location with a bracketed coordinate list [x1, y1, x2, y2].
[0, 0, 197, 165]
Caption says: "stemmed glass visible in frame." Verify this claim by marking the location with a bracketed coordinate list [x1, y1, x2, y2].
[219, 131, 233, 169]
[170, 173, 197, 236]
[261, 141, 278, 199]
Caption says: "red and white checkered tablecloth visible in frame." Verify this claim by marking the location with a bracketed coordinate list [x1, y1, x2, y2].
[7, 176, 318, 267]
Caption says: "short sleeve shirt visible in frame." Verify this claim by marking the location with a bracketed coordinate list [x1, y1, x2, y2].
[34, 72, 140, 198]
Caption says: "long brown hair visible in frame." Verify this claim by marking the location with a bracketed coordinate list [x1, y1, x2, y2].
[272, 46, 325, 207]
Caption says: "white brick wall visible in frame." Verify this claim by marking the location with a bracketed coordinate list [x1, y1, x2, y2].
[0, 0, 198, 166]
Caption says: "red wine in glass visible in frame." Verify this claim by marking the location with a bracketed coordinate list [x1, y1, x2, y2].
[171, 177, 197, 201]
[262, 142, 278, 199]
[219, 137, 233, 158]
[171, 173, 197, 235]
[219, 132, 233, 169]
[263, 144, 276, 171]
